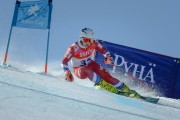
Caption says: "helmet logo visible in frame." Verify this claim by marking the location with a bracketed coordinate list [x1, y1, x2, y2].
[82, 28, 88, 35]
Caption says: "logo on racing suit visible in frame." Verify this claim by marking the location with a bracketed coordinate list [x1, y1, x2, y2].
[80, 49, 93, 58]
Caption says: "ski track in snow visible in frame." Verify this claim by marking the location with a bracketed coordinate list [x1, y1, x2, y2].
[0, 64, 180, 120]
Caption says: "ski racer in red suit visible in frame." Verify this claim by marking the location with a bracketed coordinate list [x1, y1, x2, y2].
[61, 28, 133, 92]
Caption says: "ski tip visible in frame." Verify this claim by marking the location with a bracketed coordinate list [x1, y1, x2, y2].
[140, 96, 159, 104]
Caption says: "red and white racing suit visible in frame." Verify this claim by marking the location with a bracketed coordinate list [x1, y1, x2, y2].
[61, 40, 123, 89]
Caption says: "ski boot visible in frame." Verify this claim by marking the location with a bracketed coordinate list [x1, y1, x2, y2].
[94, 79, 119, 94]
[95, 79, 141, 99]
[119, 83, 141, 99]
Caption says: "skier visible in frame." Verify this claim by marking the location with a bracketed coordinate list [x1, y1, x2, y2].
[61, 28, 140, 97]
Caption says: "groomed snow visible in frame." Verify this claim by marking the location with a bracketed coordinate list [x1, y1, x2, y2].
[0, 64, 180, 120]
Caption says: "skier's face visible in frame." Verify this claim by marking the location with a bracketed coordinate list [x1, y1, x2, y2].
[81, 38, 93, 48]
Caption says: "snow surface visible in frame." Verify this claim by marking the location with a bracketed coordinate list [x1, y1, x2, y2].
[0, 63, 180, 120]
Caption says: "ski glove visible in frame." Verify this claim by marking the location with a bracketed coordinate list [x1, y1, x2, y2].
[65, 70, 74, 82]
[104, 55, 114, 64]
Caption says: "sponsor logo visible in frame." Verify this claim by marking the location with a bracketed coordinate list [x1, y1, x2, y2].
[80, 49, 93, 57]
[112, 54, 156, 83]
[27, 4, 40, 16]
[17, 3, 47, 27]
[20, 19, 44, 27]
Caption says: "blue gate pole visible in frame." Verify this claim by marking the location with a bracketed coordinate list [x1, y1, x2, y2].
[44, 0, 53, 74]
[45, 29, 50, 74]
[3, 0, 20, 65]
[3, 26, 13, 64]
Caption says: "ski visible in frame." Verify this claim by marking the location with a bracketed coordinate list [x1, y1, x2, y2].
[117, 90, 159, 103]
[139, 96, 159, 104]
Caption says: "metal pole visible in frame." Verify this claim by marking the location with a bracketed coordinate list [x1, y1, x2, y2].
[3, 0, 20, 65]
[44, 0, 53, 74]
[3, 26, 13, 64]
[45, 29, 50, 74]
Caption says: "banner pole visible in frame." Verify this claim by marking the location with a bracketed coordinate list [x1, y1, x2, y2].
[45, 29, 50, 74]
[3, 0, 20, 65]
[3, 26, 13, 64]
[44, 0, 53, 74]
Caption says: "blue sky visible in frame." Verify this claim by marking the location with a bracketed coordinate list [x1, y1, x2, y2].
[0, 0, 180, 69]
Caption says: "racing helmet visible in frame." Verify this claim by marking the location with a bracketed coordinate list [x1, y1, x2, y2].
[80, 28, 94, 38]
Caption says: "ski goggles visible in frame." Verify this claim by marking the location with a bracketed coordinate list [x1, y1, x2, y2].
[81, 37, 94, 44]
